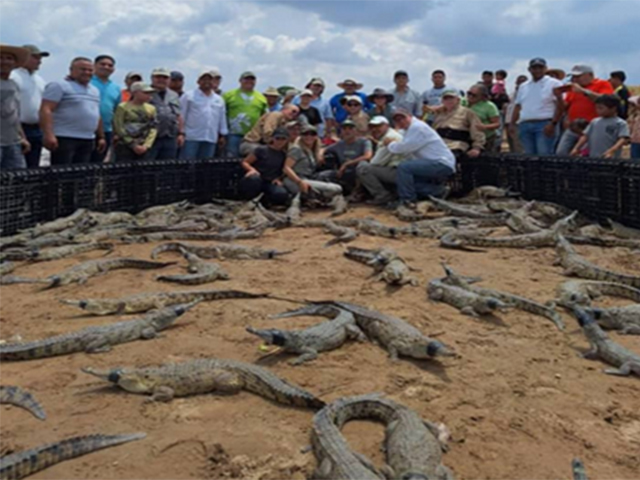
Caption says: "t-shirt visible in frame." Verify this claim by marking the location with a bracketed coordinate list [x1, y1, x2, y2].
[10, 68, 46, 124]
[288, 145, 317, 178]
[470, 100, 500, 139]
[330, 92, 371, 123]
[90, 76, 121, 132]
[0, 79, 22, 146]
[42, 78, 101, 139]
[223, 89, 268, 136]
[299, 105, 322, 126]
[325, 138, 372, 167]
[149, 89, 181, 138]
[584, 116, 630, 158]
[252, 145, 286, 182]
[565, 79, 614, 122]
[514, 76, 563, 122]
[422, 85, 454, 107]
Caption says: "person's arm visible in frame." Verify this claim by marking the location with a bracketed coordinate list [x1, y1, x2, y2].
[142, 107, 158, 150]
[218, 99, 228, 147]
[283, 156, 310, 193]
[570, 134, 588, 156]
[95, 118, 107, 154]
[603, 137, 629, 158]
[176, 113, 185, 147]
[112, 104, 132, 146]
[19, 124, 31, 155]
[478, 114, 500, 132]
[338, 142, 373, 175]
[241, 152, 260, 176]
[545, 84, 565, 137]
[386, 127, 423, 155]
[262, 113, 280, 143]
[179, 93, 190, 128]
[468, 110, 485, 156]
[40, 82, 64, 151]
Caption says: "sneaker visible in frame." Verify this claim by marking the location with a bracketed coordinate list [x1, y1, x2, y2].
[366, 193, 394, 206]
[395, 202, 417, 218]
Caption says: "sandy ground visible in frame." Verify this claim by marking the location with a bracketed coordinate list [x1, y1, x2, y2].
[1, 206, 639, 480]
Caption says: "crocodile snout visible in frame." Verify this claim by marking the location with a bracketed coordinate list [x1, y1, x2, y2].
[108, 370, 122, 383]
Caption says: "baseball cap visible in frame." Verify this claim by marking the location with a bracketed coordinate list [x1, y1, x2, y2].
[394, 70, 409, 78]
[306, 77, 325, 88]
[301, 124, 318, 134]
[300, 88, 314, 97]
[392, 107, 412, 118]
[130, 82, 156, 94]
[570, 65, 594, 77]
[198, 70, 217, 81]
[529, 58, 547, 68]
[340, 94, 363, 105]
[441, 89, 460, 98]
[369, 116, 389, 125]
[209, 68, 222, 78]
[22, 44, 50, 57]
[125, 71, 143, 81]
[272, 127, 289, 139]
[341, 119, 356, 127]
[239, 71, 256, 80]
[151, 67, 171, 77]
[170, 71, 184, 81]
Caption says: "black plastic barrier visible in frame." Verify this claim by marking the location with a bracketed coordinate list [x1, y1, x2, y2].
[1, 155, 638, 236]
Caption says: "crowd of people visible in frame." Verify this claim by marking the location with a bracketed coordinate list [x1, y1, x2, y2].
[1, 43, 639, 210]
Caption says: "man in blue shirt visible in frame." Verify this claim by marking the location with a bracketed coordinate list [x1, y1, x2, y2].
[90, 54, 121, 162]
[330, 78, 371, 124]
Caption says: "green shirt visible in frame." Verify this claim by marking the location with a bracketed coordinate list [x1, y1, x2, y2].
[113, 102, 157, 148]
[222, 89, 268, 135]
[470, 100, 500, 139]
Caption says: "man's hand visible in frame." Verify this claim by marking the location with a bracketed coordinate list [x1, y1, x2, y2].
[43, 133, 58, 151]
[96, 138, 107, 153]
[20, 138, 31, 155]
[272, 178, 283, 186]
[467, 148, 481, 158]
[298, 181, 311, 194]
[382, 136, 397, 146]
[569, 148, 580, 156]
[508, 124, 517, 139]
[337, 164, 349, 178]
[543, 122, 556, 138]
[603, 149, 615, 159]
[133, 145, 147, 156]
[177, 134, 185, 147]
[245, 170, 260, 178]
[218, 136, 227, 148]
[571, 84, 587, 95]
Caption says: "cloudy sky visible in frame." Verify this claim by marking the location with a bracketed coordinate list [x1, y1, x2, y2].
[2, 0, 639, 96]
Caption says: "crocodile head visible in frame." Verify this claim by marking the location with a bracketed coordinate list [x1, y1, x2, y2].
[427, 340, 455, 358]
[246, 327, 288, 346]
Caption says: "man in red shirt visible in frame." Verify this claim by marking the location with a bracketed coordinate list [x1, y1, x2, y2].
[555, 65, 614, 154]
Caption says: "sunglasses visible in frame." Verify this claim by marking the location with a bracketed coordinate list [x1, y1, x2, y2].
[302, 131, 318, 136]
[346, 102, 361, 107]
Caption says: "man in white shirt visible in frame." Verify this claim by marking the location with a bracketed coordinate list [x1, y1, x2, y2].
[385, 109, 456, 207]
[356, 116, 406, 205]
[10, 44, 48, 167]
[179, 70, 228, 160]
[510, 57, 564, 155]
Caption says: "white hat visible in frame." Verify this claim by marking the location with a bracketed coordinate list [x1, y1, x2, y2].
[369, 116, 389, 125]
[300, 89, 314, 96]
[340, 95, 363, 106]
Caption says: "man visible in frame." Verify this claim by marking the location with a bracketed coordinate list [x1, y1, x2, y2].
[385, 109, 456, 207]
[169, 71, 184, 97]
[330, 78, 370, 124]
[239, 104, 299, 155]
[293, 77, 334, 138]
[319, 118, 373, 195]
[1, 44, 30, 169]
[510, 58, 564, 155]
[41, 57, 105, 165]
[90, 54, 121, 162]
[180, 70, 228, 160]
[422, 70, 452, 108]
[263, 86, 281, 112]
[555, 65, 614, 154]
[148, 67, 183, 160]
[10, 44, 48, 167]
[609, 71, 630, 119]
[356, 116, 406, 205]
[432, 90, 484, 157]
[467, 84, 501, 153]
[223, 71, 268, 157]
[121, 71, 142, 102]
[481, 71, 494, 91]
[112, 82, 157, 161]
[390, 70, 421, 117]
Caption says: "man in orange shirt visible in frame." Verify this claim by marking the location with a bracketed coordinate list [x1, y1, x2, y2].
[555, 65, 614, 154]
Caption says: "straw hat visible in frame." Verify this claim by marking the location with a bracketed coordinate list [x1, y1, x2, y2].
[0, 44, 30, 67]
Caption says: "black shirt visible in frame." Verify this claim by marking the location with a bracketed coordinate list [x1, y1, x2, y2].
[299, 106, 322, 126]
[615, 85, 630, 119]
[253, 146, 286, 182]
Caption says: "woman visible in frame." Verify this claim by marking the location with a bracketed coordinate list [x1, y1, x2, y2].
[238, 127, 291, 206]
[366, 88, 395, 123]
[283, 124, 342, 199]
[432, 90, 484, 158]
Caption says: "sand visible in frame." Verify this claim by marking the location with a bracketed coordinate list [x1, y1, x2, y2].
[1, 206, 639, 479]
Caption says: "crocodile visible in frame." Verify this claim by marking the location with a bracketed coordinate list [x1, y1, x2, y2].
[566, 235, 640, 249]
[555, 280, 640, 308]
[330, 194, 348, 217]
[0, 386, 46, 420]
[88, 211, 137, 227]
[441, 265, 564, 330]
[372, 250, 419, 287]
[356, 219, 400, 238]
[246, 308, 366, 365]
[463, 185, 519, 202]
[428, 196, 508, 220]
[313, 394, 454, 480]
[29, 242, 114, 262]
[0, 262, 16, 276]
[156, 250, 229, 285]
[43, 257, 175, 288]
[555, 235, 640, 288]
[0, 302, 199, 360]
[0, 432, 146, 480]
[323, 220, 358, 247]
[428, 278, 508, 317]
[121, 227, 266, 243]
[586, 305, 640, 335]
[572, 458, 589, 480]
[0, 276, 50, 286]
[606, 218, 640, 239]
[272, 301, 454, 361]
[82, 357, 325, 408]
[25, 208, 92, 238]
[504, 202, 545, 234]
[572, 308, 640, 377]
[60, 289, 268, 315]
[151, 242, 292, 260]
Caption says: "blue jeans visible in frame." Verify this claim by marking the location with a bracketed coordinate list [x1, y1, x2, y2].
[180, 141, 217, 160]
[396, 159, 454, 202]
[148, 136, 178, 160]
[226, 134, 244, 158]
[556, 129, 580, 155]
[22, 124, 43, 168]
[0, 144, 27, 169]
[238, 175, 290, 206]
[630, 143, 640, 159]
[518, 120, 556, 155]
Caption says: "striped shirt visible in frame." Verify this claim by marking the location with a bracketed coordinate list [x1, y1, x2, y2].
[43, 78, 100, 139]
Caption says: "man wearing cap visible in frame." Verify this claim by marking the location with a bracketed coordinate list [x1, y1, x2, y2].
[179, 71, 228, 160]
[330, 78, 371, 124]
[40, 57, 106, 165]
[384, 109, 456, 207]
[1, 44, 31, 169]
[297, 89, 322, 127]
[239, 104, 300, 156]
[112, 82, 157, 161]
[90, 54, 121, 162]
[340, 95, 369, 136]
[148, 67, 183, 160]
[510, 58, 564, 155]
[169, 71, 184, 97]
[356, 116, 406, 205]
[293, 78, 334, 138]
[390, 70, 422, 117]
[366, 88, 395, 123]
[10, 45, 48, 167]
[555, 64, 614, 155]
[223, 71, 268, 157]
[263, 86, 281, 112]
[121, 71, 143, 102]
[432, 90, 484, 157]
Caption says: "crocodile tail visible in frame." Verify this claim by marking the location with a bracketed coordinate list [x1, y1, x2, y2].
[0, 433, 146, 480]
[150, 243, 186, 260]
[0, 386, 46, 420]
